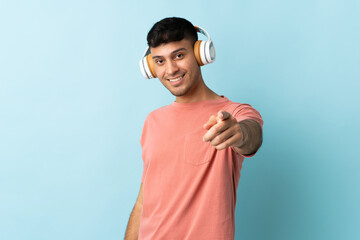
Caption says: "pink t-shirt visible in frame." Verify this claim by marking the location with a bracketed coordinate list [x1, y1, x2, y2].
[139, 96, 263, 240]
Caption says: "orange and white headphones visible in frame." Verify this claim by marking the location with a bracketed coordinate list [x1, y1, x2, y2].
[139, 26, 216, 79]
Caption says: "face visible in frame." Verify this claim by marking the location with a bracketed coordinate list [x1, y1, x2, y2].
[150, 39, 203, 101]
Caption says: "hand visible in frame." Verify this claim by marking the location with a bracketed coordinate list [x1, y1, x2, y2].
[202, 110, 243, 150]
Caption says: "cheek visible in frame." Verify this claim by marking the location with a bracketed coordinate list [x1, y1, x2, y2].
[154, 66, 164, 78]
[179, 62, 194, 74]
[187, 57, 200, 71]
[189, 63, 200, 76]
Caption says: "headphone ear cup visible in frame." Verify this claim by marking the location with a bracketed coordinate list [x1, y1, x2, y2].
[139, 53, 156, 79]
[194, 40, 216, 66]
[199, 41, 209, 65]
[194, 40, 204, 66]
[204, 41, 216, 64]
[139, 57, 149, 79]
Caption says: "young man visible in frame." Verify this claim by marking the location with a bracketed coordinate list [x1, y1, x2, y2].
[125, 17, 263, 240]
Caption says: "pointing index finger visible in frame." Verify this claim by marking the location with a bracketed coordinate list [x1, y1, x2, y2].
[203, 115, 217, 130]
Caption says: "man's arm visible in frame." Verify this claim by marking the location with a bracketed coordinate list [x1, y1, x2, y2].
[203, 111, 263, 155]
[125, 183, 143, 240]
[232, 119, 263, 156]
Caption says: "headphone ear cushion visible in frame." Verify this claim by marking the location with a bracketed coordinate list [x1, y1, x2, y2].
[194, 40, 204, 66]
[146, 54, 157, 78]
[139, 54, 156, 79]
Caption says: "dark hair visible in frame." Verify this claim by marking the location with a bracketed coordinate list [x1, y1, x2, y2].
[147, 17, 198, 48]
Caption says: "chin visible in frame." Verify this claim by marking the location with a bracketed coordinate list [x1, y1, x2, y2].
[170, 88, 190, 97]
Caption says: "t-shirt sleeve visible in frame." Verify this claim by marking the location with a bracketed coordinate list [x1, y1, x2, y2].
[225, 103, 264, 158]
[231, 104, 263, 128]
[140, 115, 150, 183]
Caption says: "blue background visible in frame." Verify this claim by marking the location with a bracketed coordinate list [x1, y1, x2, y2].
[1, 0, 359, 239]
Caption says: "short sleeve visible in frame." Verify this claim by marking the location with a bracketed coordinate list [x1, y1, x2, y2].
[231, 104, 263, 129]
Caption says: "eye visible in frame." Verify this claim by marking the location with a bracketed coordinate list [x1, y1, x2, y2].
[176, 53, 183, 59]
[155, 59, 164, 65]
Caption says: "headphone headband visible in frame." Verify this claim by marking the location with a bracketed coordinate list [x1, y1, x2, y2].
[194, 26, 211, 41]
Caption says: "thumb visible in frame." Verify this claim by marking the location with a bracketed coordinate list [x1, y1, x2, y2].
[217, 110, 231, 122]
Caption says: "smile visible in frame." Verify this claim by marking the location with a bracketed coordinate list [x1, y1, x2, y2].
[167, 74, 185, 86]
[167, 74, 185, 82]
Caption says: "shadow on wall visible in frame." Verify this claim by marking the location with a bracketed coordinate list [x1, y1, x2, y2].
[234, 122, 317, 240]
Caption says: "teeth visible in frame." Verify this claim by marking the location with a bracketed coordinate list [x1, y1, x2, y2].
[169, 76, 182, 82]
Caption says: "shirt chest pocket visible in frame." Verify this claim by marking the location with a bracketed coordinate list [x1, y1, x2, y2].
[184, 129, 212, 166]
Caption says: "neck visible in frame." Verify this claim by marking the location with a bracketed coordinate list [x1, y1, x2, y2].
[175, 78, 222, 103]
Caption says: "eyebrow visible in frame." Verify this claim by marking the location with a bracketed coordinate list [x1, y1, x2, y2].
[152, 48, 187, 59]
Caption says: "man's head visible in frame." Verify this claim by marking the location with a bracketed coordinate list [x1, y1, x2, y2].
[142, 17, 216, 103]
[146, 17, 205, 101]
[147, 17, 198, 48]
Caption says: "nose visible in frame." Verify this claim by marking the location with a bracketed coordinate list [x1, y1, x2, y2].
[166, 60, 179, 76]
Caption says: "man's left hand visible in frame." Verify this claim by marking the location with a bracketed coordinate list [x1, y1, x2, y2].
[202, 110, 243, 150]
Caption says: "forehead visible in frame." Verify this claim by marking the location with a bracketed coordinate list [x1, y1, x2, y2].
[150, 39, 193, 58]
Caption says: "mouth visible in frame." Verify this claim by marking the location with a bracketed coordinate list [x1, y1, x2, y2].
[167, 74, 185, 82]
[167, 74, 185, 86]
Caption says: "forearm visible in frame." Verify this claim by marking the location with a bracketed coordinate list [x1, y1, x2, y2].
[233, 119, 263, 155]
[125, 203, 142, 240]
